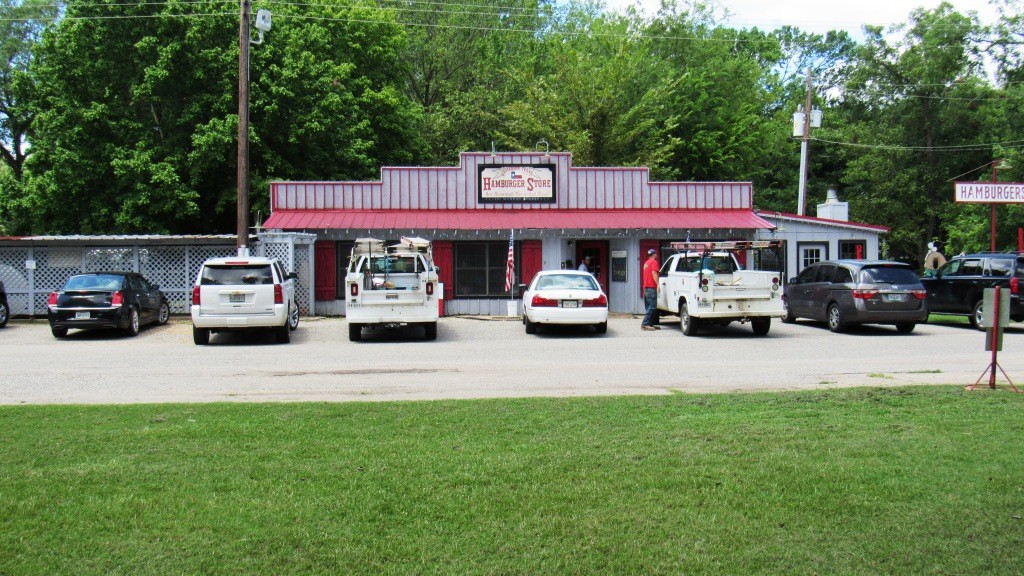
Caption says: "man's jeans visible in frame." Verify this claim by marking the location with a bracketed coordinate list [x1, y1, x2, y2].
[642, 287, 659, 326]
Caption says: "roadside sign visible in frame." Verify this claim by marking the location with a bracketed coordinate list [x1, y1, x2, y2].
[954, 182, 1024, 203]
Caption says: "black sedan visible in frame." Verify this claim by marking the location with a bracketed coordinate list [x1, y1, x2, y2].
[0, 280, 8, 328]
[47, 272, 170, 338]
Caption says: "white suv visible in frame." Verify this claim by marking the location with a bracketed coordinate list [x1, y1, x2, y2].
[190, 257, 299, 344]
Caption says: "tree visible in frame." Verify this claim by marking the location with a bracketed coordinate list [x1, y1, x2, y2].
[836, 4, 990, 260]
[23, 0, 422, 234]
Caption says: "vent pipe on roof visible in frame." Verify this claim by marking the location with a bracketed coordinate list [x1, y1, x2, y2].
[816, 188, 848, 221]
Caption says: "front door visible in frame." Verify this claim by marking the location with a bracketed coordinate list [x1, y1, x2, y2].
[577, 240, 608, 293]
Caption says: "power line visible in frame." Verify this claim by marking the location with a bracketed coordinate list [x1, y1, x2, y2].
[809, 136, 1024, 152]
[2, 0, 1009, 50]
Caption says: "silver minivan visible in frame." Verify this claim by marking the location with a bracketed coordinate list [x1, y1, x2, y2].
[190, 257, 299, 344]
[782, 260, 928, 333]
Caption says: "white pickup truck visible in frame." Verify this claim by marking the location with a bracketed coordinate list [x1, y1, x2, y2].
[345, 237, 441, 341]
[656, 240, 785, 336]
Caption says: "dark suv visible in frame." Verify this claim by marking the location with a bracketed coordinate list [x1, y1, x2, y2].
[920, 252, 1023, 330]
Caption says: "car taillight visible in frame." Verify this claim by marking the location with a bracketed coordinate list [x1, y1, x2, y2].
[771, 277, 780, 290]
[274, 284, 284, 304]
[911, 290, 927, 299]
[852, 289, 878, 299]
[1012, 277, 1019, 295]
[192, 286, 201, 305]
[111, 291, 123, 305]
[47, 292, 58, 306]
[583, 294, 607, 307]
[350, 283, 359, 297]
[426, 282, 434, 296]
[700, 278, 709, 286]
[531, 295, 558, 307]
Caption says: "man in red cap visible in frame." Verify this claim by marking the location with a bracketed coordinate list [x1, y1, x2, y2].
[641, 248, 660, 330]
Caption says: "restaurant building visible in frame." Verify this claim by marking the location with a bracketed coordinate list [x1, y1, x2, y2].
[262, 151, 884, 316]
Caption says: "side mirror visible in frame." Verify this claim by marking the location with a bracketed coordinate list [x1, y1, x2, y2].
[517, 283, 528, 297]
[152, 284, 161, 290]
[286, 272, 298, 280]
[434, 266, 441, 275]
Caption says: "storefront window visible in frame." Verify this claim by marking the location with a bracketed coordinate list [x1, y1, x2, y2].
[839, 240, 866, 260]
[455, 242, 518, 297]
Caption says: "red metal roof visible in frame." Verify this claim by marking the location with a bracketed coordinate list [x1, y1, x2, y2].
[262, 209, 775, 231]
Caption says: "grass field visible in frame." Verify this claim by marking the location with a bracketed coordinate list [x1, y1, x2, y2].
[2, 386, 1023, 575]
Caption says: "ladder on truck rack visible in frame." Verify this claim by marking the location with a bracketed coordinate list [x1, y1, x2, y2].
[669, 240, 783, 252]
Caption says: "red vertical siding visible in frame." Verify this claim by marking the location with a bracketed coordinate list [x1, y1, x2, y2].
[521, 240, 542, 287]
[314, 240, 337, 301]
[432, 241, 454, 316]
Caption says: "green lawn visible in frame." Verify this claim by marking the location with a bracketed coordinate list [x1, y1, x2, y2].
[2, 387, 1023, 575]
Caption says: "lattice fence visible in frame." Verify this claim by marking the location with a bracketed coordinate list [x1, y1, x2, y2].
[0, 234, 316, 317]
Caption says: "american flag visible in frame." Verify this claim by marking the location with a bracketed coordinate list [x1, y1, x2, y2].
[504, 230, 515, 292]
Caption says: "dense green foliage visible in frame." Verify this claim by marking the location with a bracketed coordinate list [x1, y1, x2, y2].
[2, 387, 1023, 574]
[1, 0, 1022, 257]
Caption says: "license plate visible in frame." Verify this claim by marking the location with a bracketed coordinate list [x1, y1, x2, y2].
[74, 311, 90, 320]
[229, 293, 245, 303]
[883, 294, 907, 303]
[386, 293, 398, 300]
[561, 300, 578, 308]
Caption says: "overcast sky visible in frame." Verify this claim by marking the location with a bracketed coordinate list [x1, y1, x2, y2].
[606, 0, 1002, 35]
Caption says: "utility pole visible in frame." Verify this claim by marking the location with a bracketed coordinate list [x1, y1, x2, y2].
[237, 0, 251, 256]
[797, 68, 813, 217]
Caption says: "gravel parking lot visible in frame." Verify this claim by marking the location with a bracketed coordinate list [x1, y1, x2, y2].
[1, 315, 1020, 404]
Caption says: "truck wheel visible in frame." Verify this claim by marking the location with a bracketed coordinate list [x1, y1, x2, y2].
[595, 321, 607, 334]
[348, 323, 362, 342]
[424, 322, 437, 341]
[51, 325, 68, 338]
[895, 322, 916, 334]
[680, 301, 699, 336]
[970, 300, 984, 331]
[192, 326, 209, 345]
[275, 324, 291, 344]
[751, 318, 771, 335]
[827, 303, 847, 333]
[288, 302, 300, 331]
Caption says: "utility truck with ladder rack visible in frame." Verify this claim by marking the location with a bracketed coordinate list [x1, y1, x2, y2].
[345, 237, 441, 341]
[656, 240, 786, 336]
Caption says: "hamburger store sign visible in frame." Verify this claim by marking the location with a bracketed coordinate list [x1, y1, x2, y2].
[478, 164, 556, 203]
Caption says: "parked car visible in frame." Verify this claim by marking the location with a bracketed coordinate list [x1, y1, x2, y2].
[0, 280, 9, 328]
[920, 252, 1023, 330]
[782, 260, 928, 333]
[190, 256, 299, 345]
[47, 272, 170, 338]
[520, 270, 608, 334]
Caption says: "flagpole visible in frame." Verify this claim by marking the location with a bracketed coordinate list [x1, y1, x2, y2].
[509, 228, 514, 299]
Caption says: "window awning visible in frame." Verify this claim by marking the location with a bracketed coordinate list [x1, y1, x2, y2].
[262, 209, 775, 231]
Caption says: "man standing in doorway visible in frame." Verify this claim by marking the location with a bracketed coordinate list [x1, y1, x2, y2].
[641, 248, 660, 330]
[578, 256, 592, 273]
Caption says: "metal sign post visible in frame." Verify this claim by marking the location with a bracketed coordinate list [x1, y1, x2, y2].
[966, 287, 1018, 392]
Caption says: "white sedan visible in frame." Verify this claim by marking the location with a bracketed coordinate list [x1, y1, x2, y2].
[521, 270, 609, 334]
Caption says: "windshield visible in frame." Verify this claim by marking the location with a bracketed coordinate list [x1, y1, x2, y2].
[365, 256, 420, 274]
[860, 266, 918, 284]
[63, 274, 124, 291]
[535, 274, 600, 291]
[201, 265, 273, 285]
